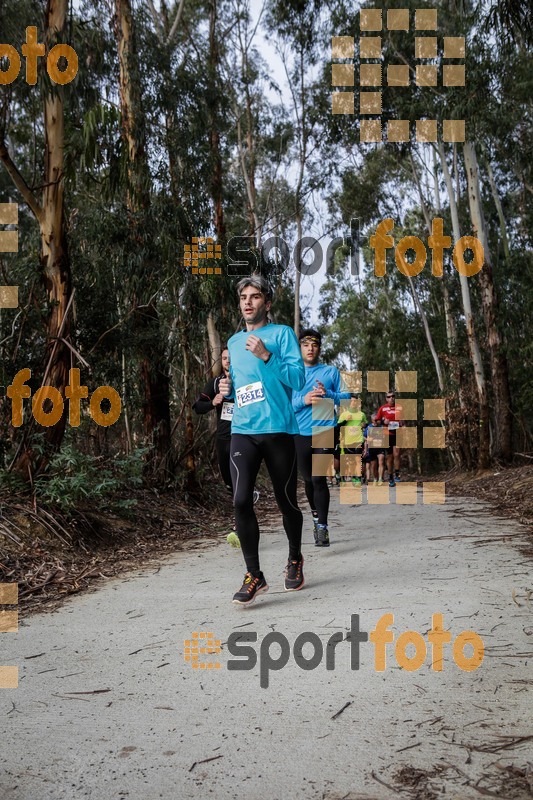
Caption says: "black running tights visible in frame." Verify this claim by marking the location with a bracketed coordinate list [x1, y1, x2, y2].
[230, 433, 303, 574]
[294, 434, 331, 525]
[216, 437, 233, 493]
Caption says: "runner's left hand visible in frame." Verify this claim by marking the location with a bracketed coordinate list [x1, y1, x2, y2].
[246, 334, 271, 362]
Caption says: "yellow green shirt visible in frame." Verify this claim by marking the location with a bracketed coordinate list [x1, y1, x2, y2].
[338, 409, 367, 447]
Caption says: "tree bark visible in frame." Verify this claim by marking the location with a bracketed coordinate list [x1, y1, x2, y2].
[178, 286, 196, 487]
[438, 141, 490, 468]
[463, 141, 513, 462]
[207, 311, 221, 378]
[0, 0, 73, 475]
[431, 147, 456, 349]
[408, 149, 445, 392]
[208, 0, 225, 244]
[115, 0, 172, 476]
[484, 156, 511, 268]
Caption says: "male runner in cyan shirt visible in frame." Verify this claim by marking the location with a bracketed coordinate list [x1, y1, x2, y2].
[220, 275, 305, 605]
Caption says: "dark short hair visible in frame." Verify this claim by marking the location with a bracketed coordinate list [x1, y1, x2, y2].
[236, 275, 272, 302]
[299, 328, 322, 346]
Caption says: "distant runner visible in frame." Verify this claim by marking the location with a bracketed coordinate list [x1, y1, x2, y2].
[192, 347, 234, 495]
[220, 275, 305, 605]
[375, 391, 404, 487]
[363, 413, 386, 484]
[292, 329, 350, 547]
[338, 398, 367, 485]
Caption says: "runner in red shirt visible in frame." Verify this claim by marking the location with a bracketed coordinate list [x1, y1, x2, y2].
[375, 391, 404, 487]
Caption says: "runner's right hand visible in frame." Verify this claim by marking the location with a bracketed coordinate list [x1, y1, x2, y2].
[219, 377, 232, 396]
[212, 393, 224, 406]
[304, 389, 323, 405]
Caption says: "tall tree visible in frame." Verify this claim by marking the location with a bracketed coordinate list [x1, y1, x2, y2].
[266, 0, 324, 337]
[0, 0, 73, 473]
[114, 0, 172, 477]
[463, 141, 513, 462]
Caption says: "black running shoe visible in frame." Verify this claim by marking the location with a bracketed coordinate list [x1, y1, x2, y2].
[232, 572, 268, 605]
[284, 555, 305, 591]
[312, 511, 319, 544]
[315, 523, 330, 547]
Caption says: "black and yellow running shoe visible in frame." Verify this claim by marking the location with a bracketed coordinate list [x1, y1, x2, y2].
[232, 572, 269, 605]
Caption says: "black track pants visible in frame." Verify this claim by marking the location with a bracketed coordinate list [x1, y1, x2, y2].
[294, 434, 331, 525]
[230, 433, 303, 574]
[216, 438, 233, 493]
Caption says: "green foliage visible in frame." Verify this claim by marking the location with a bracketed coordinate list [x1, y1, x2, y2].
[31, 444, 147, 514]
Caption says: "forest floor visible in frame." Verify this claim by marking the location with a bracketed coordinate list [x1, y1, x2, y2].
[1, 474, 532, 799]
[0, 465, 532, 618]
[446, 463, 533, 534]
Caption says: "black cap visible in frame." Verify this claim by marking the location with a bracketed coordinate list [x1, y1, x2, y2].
[299, 328, 322, 346]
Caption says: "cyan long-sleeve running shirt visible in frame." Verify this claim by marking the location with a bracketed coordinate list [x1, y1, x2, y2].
[292, 364, 351, 436]
[227, 323, 305, 434]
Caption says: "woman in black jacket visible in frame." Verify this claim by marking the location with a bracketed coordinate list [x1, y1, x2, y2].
[193, 347, 234, 493]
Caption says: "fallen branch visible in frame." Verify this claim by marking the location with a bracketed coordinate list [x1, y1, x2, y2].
[331, 701, 352, 720]
[371, 771, 400, 794]
[189, 754, 223, 772]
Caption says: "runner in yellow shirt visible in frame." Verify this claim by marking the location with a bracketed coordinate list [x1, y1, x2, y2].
[337, 397, 367, 485]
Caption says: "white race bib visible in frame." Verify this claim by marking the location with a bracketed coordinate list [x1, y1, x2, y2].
[220, 401, 234, 421]
[388, 421, 400, 430]
[236, 381, 265, 409]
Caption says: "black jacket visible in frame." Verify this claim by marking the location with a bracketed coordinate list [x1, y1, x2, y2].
[192, 375, 233, 439]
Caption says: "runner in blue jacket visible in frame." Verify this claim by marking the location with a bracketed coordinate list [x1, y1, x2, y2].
[219, 275, 306, 605]
[292, 329, 351, 546]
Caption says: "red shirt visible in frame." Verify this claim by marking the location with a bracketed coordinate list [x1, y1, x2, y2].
[375, 404, 403, 432]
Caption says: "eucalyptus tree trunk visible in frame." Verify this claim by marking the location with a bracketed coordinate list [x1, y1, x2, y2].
[0, 0, 73, 474]
[407, 149, 445, 393]
[292, 46, 308, 340]
[431, 147, 456, 350]
[207, 312, 222, 378]
[115, 0, 171, 476]
[438, 141, 490, 468]
[208, 0, 225, 244]
[484, 156, 511, 268]
[463, 141, 513, 462]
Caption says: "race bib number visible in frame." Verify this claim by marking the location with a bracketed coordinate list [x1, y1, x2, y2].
[236, 382, 265, 409]
[220, 401, 234, 421]
[368, 431, 385, 447]
[388, 421, 400, 430]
